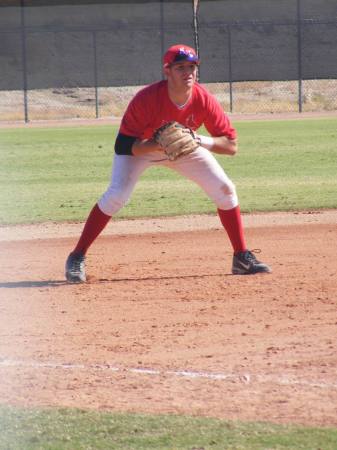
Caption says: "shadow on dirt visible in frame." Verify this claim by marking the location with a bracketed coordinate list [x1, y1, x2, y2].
[0, 280, 69, 288]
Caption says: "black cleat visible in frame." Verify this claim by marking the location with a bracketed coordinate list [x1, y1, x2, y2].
[232, 250, 271, 275]
[65, 252, 86, 283]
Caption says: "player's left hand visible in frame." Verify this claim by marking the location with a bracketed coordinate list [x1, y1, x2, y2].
[153, 121, 200, 161]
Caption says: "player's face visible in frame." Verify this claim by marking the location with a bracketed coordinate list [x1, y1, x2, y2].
[165, 61, 198, 90]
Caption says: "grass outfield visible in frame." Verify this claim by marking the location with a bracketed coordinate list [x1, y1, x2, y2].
[0, 117, 336, 224]
[1, 405, 337, 450]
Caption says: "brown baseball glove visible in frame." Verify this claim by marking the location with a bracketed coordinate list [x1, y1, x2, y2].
[153, 121, 200, 161]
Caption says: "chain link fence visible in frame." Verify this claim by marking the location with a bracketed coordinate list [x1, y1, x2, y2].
[1, 0, 336, 122]
[2, 80, 337, 122]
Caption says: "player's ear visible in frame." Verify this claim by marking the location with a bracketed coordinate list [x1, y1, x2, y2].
[163, 64, 171, 78]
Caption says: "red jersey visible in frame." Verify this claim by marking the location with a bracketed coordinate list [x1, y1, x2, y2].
[119, 80, 236, 140]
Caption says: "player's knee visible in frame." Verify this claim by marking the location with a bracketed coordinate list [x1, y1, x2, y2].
[98, 190, 129, 216]
[215, 181, 238, 209]
[220, 180, 236, 196]
[217, 193, 238, 210]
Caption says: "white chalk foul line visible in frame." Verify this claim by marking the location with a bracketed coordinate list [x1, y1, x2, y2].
[1, 358, 337, 390]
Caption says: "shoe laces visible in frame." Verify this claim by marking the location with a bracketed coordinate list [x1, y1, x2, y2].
[245, 249, 261, 263]
[71, 253, 85, 271]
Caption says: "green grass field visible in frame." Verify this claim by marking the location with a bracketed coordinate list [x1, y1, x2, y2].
[1, 118, 337, 448]
[1, 405, 337, 450]
[0, 117, 336, 224]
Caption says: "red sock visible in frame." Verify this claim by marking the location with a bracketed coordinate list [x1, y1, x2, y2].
[217, 206, 247, 254]
[73, 203, 111, 255]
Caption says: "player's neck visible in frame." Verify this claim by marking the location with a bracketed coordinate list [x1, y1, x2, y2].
[167, 84, 192, 109]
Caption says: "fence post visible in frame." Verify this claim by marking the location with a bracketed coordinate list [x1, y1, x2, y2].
[160, 0, 165, 79]
[193, 0, 200, 81]
[93, 31, 99, 119]
[228, 24, 233, 113]
[20, 0, 29, 122]
[297, 0, 303, 113]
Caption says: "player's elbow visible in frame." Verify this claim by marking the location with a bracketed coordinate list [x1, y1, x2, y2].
[212, 137, 238, 155]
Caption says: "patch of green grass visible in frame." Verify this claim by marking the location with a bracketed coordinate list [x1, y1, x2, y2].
[221, 118, 337, 212]
[0, 118, 336, 224]
[0, 126, 114, 224]
[1, 405, 337, 450]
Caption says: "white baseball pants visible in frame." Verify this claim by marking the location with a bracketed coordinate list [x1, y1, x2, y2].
[98, 147, 238, 216]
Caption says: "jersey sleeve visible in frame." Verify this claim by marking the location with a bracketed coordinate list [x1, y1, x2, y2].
[119, 89, 152, 138]
[203, 93, 237, 140]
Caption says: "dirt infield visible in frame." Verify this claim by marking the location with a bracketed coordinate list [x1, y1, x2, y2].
[1, 110, 337, 130]
[0, 211, 337, 427]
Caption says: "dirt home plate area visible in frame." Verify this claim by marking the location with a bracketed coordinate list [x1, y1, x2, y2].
[0, 210, 336, 426]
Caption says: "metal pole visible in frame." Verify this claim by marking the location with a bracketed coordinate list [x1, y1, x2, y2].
[92, 31, 99, 119]
[160, 0, 165, 79]
[297, 0, 303, 113]
[228, 24, 233, 113]
[192, 0, 200, 81]
[20, 0, 29, 122]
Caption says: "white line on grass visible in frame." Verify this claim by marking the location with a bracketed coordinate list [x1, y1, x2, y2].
[1, 358, 337, 390]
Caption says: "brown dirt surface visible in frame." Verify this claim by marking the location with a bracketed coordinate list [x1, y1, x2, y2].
[0, 211, 337, 427]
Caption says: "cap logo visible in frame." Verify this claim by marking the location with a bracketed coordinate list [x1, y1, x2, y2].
[173, 47, 198, 63]
[179, 47, 194, 57]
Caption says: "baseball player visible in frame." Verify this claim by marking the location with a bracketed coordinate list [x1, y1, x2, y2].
[65, 44, 271, 282]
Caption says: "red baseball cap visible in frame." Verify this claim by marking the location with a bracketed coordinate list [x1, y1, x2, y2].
[163, 44, 200, 66]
